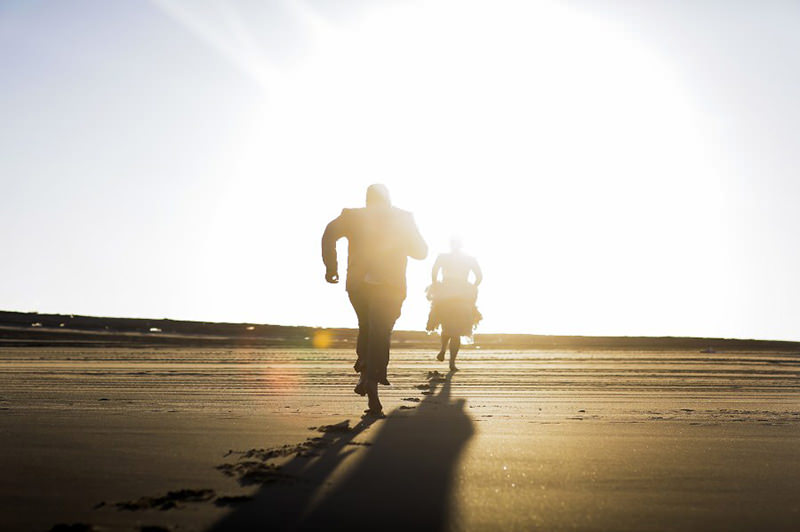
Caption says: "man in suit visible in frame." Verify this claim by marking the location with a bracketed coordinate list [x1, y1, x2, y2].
[322, 184, 427, 415]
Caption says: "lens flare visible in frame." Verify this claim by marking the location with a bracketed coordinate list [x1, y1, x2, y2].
[312, 329, 332, 349]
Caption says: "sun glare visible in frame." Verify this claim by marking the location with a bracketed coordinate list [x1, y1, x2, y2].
[153, 0, 725, 336]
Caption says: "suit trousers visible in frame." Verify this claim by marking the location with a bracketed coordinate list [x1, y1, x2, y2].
[348, 285, 404, 383]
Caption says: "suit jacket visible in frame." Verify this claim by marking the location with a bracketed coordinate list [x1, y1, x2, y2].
[322, 206, 427, 297]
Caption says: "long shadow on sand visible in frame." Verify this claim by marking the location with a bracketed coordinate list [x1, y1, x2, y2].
[209, 371, 473, 531]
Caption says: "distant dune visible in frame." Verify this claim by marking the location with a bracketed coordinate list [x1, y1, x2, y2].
[1, 310, 798, 352]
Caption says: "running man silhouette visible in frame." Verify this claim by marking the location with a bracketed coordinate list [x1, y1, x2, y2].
[322, 184, 427, 416]
[426, 238, 482, 371]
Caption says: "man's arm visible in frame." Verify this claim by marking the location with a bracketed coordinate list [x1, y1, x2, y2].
[406, 213, 428, 260]
[321, 211, 347, 283]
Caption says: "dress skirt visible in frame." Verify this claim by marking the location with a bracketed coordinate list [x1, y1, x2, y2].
[425, 281, 482, 337]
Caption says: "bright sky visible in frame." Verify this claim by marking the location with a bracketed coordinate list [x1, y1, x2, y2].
[2, 1, 799, 340]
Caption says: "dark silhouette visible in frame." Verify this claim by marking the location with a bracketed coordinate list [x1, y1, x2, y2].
[208, 417, 379, 532]
[298, 372, 473, 531]
[322, 184, 427, 415]
[207, 372, 473, 532]
[426, 238, 482, 370]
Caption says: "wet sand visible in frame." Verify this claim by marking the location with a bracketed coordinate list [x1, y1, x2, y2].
[1, 347, 799, 531]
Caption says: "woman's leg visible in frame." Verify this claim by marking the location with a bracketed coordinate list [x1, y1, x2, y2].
[437, 335, 449, 361]
[449, 336, 461, 370]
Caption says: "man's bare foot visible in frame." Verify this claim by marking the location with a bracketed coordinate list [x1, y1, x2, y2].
[366, 379, 382, 414]
[436, 350, 446, 362]
[362, 408, 385, 418]
[354, 384, 366, 396]
[354, 374, 367, 396]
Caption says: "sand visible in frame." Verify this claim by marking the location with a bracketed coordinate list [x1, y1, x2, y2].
[0, 347, 799, 531]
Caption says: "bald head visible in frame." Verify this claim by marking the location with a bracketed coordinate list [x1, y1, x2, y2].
[366, 184, 391, 208]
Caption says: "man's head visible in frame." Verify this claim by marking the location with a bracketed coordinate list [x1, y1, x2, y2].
[450, 236, 463, 252]
[366, 184, 391, 208]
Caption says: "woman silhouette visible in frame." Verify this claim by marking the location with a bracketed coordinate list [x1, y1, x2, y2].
[426, 238, 482, 370]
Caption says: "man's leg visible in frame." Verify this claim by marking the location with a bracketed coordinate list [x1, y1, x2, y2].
[363, 288, 403, 413]
[348, 290, 370, 396]
[348, 291, 369, 374]
[366, 292, 401, 385]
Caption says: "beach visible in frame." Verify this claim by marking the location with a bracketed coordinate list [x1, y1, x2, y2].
[1, 347, 799, 531]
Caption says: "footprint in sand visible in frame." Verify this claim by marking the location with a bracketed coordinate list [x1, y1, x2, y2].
[114, 488, 216, 511]
[426, 370, 447, 383]
[214, 495, 254, 507]
[49, 524, 94, 532]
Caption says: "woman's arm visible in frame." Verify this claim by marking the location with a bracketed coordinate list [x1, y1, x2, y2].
[431, 255, 443, 284]
[472, 258, 483, 286]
